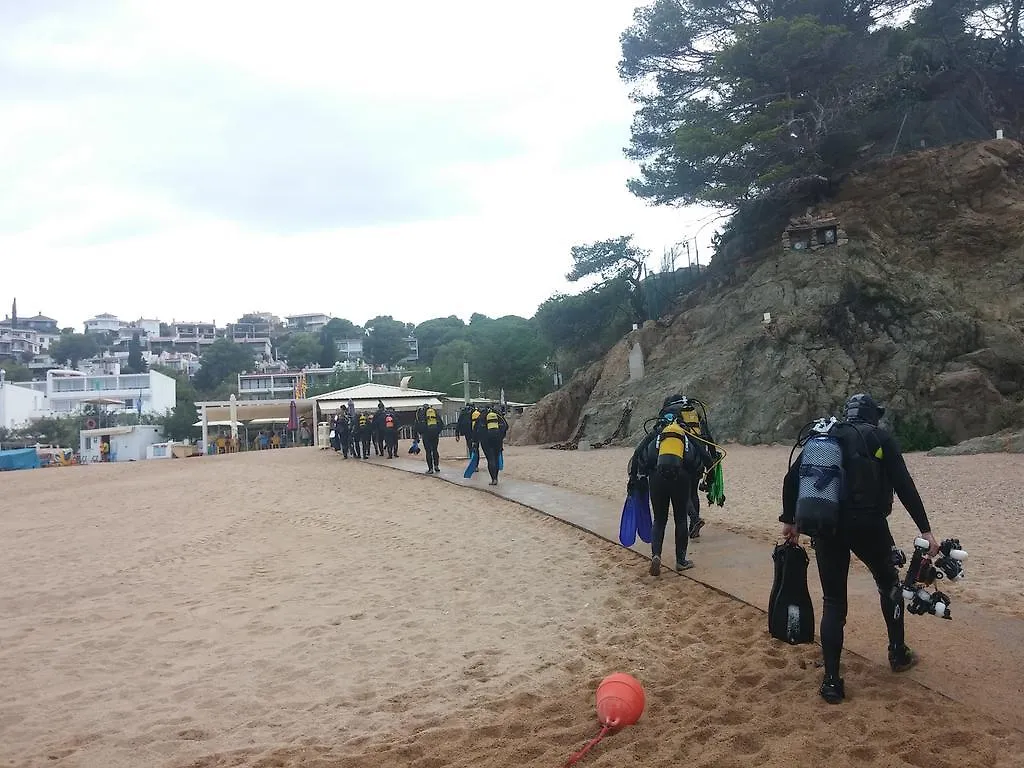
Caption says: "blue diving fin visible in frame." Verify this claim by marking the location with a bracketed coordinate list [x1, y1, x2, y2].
[635, 490, 652, 544]
[497, 451, 504, 471]
[463, 449, 479, 479]
[619, 496, 638, 547]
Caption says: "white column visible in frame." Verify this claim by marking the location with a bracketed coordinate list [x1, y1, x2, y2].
[201, 404, 209, 455]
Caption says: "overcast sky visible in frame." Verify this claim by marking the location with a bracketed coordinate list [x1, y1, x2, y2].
[1, 0, 717, 331]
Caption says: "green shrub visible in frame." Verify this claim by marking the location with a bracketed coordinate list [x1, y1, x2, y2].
[892, 413, 952, 452]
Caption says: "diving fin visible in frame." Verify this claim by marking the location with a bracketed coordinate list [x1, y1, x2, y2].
[635, 490, 652, 544]
[619, 496, 638, 547]
[463, 449, 479, 479]
[497, 451, 504, 471]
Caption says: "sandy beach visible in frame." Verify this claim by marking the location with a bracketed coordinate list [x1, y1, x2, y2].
[2, 447, 1022, 767]
[484, 439, 1024, 620]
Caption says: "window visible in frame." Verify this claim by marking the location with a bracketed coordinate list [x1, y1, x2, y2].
[125, 398, 134, 409]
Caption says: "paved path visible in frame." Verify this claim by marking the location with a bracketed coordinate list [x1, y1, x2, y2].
[355, 451, 1024, 731]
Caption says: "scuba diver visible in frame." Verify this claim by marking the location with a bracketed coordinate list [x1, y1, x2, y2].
[627, 394, 719, 574]
[456, 403, 481, 458]
[473, 405, 508, 485]
[355, 410, 373, 459]
[335, 407, 352, 459]
[781, 393, 940, 704]
[372, 402, 386, 457]
[382, 408, 400, 459]
[415, 402, 445, 474]
[659, 395, 722, 539]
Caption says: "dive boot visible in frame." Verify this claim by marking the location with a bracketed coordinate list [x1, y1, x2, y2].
[649, 555, 661, 577]
[889, 645, 918, 673]
[819, 674, 845, 704]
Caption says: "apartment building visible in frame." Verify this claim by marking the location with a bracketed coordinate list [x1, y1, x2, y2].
[237, 365, 364, 400]
[285, 313, 331, 333]
[0, 368, 176, 426]
[84, 313, 126, 334]
[0, 327, 43, 359]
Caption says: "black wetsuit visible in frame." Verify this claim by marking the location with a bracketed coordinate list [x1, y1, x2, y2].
[383, 411, 399, 458]
[416, 406, 445, 472]
[630, 426, 712, 566]
[457, 407, 479, 457]
[355, 414, 372, 459]
[474, 408, 508, 483]
[372, 408, 386, 456]
[781, 421, 932, 678]
[336, 415, 352, 458]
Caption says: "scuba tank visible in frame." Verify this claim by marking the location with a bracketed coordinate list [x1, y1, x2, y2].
[792, 417, 845, 537]
[656, 420, 687, 477]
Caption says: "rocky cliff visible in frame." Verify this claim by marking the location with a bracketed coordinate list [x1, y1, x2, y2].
[511, 139, 1024, 447]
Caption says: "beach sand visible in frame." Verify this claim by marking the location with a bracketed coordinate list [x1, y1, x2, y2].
[482, 440, 1024, 619]
[2, 447, 1022, 767]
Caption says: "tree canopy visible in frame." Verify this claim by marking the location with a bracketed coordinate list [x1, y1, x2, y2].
[49, 333, 99, 368]
[619, 0, 1022, 224]
[363, 316, 410, 368]
[193, 338, 254, 394]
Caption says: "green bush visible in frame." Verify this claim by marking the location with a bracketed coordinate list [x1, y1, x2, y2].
[892, 413, 952, 452]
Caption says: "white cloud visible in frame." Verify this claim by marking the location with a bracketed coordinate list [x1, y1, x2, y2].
[0, 0, 719, 331]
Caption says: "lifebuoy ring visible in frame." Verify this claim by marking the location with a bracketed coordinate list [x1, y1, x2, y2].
[85, 418, 98, 430]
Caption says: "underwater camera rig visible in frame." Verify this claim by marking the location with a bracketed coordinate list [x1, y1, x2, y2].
[892, 538, 968, 620]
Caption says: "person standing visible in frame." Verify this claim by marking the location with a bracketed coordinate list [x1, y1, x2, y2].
[415, 402, 445, 474]
[627, 395, 713, 575]
[474, 405, 508, 485]
[781, 393, 940, 704]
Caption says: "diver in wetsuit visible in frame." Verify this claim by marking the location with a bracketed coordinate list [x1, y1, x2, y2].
[335, 408, 352, 458]
[456, 404, 481, 459]
[382, 408, 399, 458]
[628, 395, 713, 575]
[781, 393, 941, 704]
[658, 394, 720, 539]
[355, 411, 372, 459]
[474, 406, 508, 485]
[372, 402, 386, 456]
[415, 402, 445, 474]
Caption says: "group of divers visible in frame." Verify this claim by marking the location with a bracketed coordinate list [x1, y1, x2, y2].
[623, 392, 944, 705]
[329, 391, 943, 705]
[327, 400, 509, 484]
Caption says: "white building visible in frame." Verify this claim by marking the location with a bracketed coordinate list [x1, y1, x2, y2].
[79, 424, 165, 463]
[0, 372, 48, 429]
[238, 366, 358, 400]
[135, 318, 161, 336]
[16, 368, 177, 417]
[285, 313, 331, 332]
[84, 313, 125, 334]
[0, 327, 43, 358]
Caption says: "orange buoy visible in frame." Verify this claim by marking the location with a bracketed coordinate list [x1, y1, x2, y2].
[595, 673, 645, 728]
[565, 673, 646, 766]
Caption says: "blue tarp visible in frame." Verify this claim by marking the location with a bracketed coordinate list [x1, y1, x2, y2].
[0, 448, 41, 471]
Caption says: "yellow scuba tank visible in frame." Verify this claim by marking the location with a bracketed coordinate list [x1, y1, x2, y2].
[680, 407, 702, 436]
[425, 407, 438, 427]
[657, 421, 687, 476]
[486, 410, 500, 430]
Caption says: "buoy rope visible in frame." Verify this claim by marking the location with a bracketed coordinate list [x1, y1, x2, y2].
[564, 723, 612, 767]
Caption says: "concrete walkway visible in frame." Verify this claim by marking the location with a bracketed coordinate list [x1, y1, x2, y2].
[359, 452, 1024, 731]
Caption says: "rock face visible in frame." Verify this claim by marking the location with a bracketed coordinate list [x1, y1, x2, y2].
[518, 140, 1024, 446]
